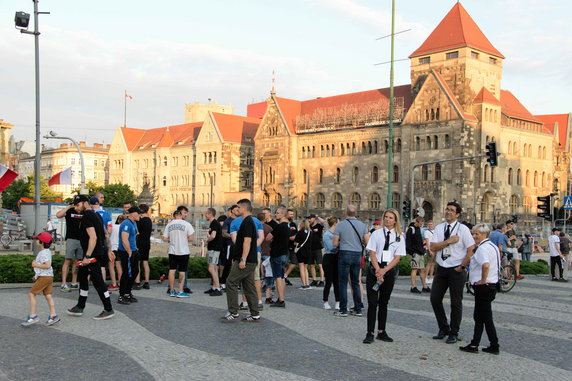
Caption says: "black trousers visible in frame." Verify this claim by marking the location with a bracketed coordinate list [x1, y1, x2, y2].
[430, 266, 465, 335]
[220, 245, 232, 285]
[118, 250, 140, 296]
[550, 256, 563, 279]
[77, 261, 112, 311]
[470, 284, 498, 347]
[366, 265, 396, 333]
[322, 253, 340, 302]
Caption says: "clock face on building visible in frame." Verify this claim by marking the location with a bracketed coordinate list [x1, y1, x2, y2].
[429, 96, 436, 105]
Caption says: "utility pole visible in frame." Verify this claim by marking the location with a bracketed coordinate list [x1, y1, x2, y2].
[386, 0, 396, 208]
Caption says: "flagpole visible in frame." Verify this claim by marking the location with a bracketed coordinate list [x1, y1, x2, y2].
[124, 89, 127, 127]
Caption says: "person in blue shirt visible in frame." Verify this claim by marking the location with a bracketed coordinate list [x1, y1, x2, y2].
[117, 206, 140, 305]
[488, 223, 509, 262]
[230, 215, 264, 310]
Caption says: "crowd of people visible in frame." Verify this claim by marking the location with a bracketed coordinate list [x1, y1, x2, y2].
[21, 196, 571, 356]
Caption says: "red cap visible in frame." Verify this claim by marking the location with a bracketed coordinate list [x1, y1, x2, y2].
[373, 221, 381, 225]
[33, 232, 53, 244]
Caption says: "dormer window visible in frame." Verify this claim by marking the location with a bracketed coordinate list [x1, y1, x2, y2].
[419, 56, 430, 64]
[489, 57, 497, 65]
[445, 51, 458, 59]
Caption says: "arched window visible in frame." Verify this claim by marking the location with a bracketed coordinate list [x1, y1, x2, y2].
[430, 109, 435, 120]
[340, 144, 345, 156]
[542, 171, 546, 188]
[508, 168, 513, 185]
[537, 146, 542, 158]
[326, 145, 330, 157]
[315, 193, 325, 209]
[523, 144, 528, 157]
[445, 134, 451, 148]
[533, 171, 538, 187]
[415, 137, 421, 151]
[301, 147, 305, 158]
[543, 146, 547, 159]
[350, 193, 361, 209]
[163, 156, 168, 166]
[491, 167, 495, 182]
[263, 194, 270, 207]
[422, 165, 429, 181]
[368, 141, 372, 154]
[385, 140, 389, 153]
[162, 176, 167, 186]
[508, 141, 513, 154]
[369, 193, 381, 210]
[397, 138, 402, 152]
[510, 195, 519, 214]
[318, 168, 324, 184]
[331, 144, 336, 157]
[392, 192, 401, 210]
[352, 143, 356, 155]
[332, 193, 343, 209]
[523, 197, 531, 213]
[352, 167, 359, 184]
[303, 169, 307, 184]
[393, 165, 399, 183]
[361, 142, 366, 154]
[483, 164, 489, 183]
[425, 110, 429, 121]
[528, 144, 532, 157]
[435, 163, 441, 180]
[300, 193, 307, 208]
[335, 168, 341, 184]
[517, 168, 521, 185]
[374, 141, 378, 154]
[513, 142, 517, 155]
[426, 136, 432, 150]
[274, 193, 282, 206]
[525, 170, 530, 186]
[371, 166, 379, 183]
[320, 145, 325, 157]
[433, 135, 439, 149]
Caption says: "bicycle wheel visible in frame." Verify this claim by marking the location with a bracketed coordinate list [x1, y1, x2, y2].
[1, 234, 11, 248]
[499, 264, 517, 293]
[465, 271, 474, 295]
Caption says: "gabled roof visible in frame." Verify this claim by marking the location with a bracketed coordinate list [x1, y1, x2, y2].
[120, 122, 202, 152]
[473, 87, 500, 105]
[432, 70, 477, 121]
[274, 97, 302, 135]
[536, 114, 570, 149]
[500, 90, 543, 124]
[247, 102, 268, 119]
[410, 2, 504, 59]
[211, 113, 260, 143]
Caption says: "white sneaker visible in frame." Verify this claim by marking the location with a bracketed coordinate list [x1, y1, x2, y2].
[426, 277, 433, 285]
[323, 302, 332, 310]
[335, 302, 340, 310]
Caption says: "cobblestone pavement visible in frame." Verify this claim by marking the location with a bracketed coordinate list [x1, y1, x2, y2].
[0, 275, 571, 381]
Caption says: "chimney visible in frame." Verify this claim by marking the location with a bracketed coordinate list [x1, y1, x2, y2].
[59, 143, 68, 148]
[79, 141, 86, 147]
[93, 143, 103, 148]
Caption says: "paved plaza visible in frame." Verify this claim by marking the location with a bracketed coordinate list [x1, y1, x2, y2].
[0, 275, 571, 381]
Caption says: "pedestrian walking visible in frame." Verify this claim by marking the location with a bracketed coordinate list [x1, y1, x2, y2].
[163, 209, 196, 297]
[205, 208, 223, 296]
[56, 200, 84, 292]
[293, 220, 313, 289]
[322, 216, 340, 310]
[135, 204, 153, 290]
[548, 228, 566, 281]
[307, 214, 325, 287]
[406, 216, 430, 293]
[267, 207, 290, 307]
[117, 206, 141, 304]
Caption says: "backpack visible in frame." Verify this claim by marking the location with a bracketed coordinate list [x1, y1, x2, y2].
[560, 237, 570, 253]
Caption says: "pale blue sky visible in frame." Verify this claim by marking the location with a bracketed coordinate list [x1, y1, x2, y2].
[1, 0, 570, 145]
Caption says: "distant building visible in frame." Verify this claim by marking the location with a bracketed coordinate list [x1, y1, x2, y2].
[0, 119, 13, 166]
[184, 101, 234, 123]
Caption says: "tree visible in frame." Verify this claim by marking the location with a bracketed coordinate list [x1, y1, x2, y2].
[97, 183, 136, 207]
[27, 174, 62, 201]
[0, 179, 29, 211]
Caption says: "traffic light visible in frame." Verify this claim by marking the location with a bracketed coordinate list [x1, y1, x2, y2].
[485, 142, 498, 167]
[402, 200, 411, 219]
[537, 195, 551, 221]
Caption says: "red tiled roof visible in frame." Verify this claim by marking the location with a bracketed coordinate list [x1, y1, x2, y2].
[247, 102, 267, 119]
[410, 2, 504, 59]
[211, 113, 261, 143]
[432, 70, 477, 121]
[120, 122, 202, 151]
[500, 90, 542, 123]
[274, 97, 302, 135]
[536, 114, 570, 148]
[473, 87, 500, 105]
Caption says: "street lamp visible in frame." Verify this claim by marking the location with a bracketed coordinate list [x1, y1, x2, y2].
[43, 131, 87, 195]
[15, 1, 50, 236]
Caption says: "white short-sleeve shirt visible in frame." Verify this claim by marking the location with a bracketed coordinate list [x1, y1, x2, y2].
[365, 227, 406, 263]
[34, 249, 53, 277]
[469, 239, 500, 284]
[163, 219, 195, 255]
[430, 220, 475, 268]
[548, 234, 560, 257]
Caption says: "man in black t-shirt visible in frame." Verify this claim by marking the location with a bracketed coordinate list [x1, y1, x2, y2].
[67, 195, 115, 320]
[219, 205, 239, 290]
[56, 200, 85, 292]
[307, 214, 326, 287]
[221, 199, 261, 322]
[267, 207, 291, 307]
[135, 204, 153, 290]
[205, 208, 223, 296]
[283, 209, 298, 285]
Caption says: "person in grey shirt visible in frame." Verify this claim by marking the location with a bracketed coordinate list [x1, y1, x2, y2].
[333, 205, 370, 317]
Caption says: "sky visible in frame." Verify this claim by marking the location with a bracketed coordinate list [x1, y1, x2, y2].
[1, 0, 570, 147]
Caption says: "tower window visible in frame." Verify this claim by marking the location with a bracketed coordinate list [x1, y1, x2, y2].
[445, 51, 458, 59]
[489, 57, 497, 65]
[419, 57, 430, 64]
[471, 51, 479, 59]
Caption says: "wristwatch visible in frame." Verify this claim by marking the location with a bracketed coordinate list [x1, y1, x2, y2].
[239, 258, 246, 262]
[85, 255, 92, 259]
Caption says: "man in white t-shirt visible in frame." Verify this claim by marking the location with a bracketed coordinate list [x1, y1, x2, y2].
[424, 220, 435, 284]
[429, 202, 476, 344]
[548, 227, 566, 281]
[162, 210, 196, 297]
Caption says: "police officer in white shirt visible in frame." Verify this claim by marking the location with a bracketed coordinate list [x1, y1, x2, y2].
[429, 202, 476, 344]
[362, 209, 406, 344]
[460, 223, 500, 354]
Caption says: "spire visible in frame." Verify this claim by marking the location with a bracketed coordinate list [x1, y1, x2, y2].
[410, 2, 504, 58]
[271, 69, 276, 96]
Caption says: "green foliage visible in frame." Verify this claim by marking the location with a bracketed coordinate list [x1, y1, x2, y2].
[398, 255, 412, 275]
[27, 174, 62, 201]
[97, 183, 136, 207]
[0, 254, 65, 283]
[1, 179, 29, 210]
[148, 257, 210, 279]
[520, 260, 549, 274]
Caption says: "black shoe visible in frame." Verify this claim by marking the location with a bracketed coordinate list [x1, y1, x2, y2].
[285, 278, 293, 286]
[317, 281, 325, 287]
[446, 334, 458, 344]
[482, 346, 500, 355]
[117, 296, 131, 305]
[142, 282, 150, 290]
[270, 300, 286, 308]
[433, 330, 449, 340]
[166, 288, 171, 294]
[559, 278, 569, 282]
[133, 283, 142, 290]
[309, 280, 318, 287]
[183, 288, 193, 294]
[376, 331, 393, 342]
[265, 298, 275, 304]
[422, 287, 431, 293]
[127, 294, 138, 303]
[363, 333, 374, 344]
[209, 289, 223, 296]
[93, 310, 115, 320]
[552, 277, 559, 281]
[204, 288, 214, 294]
[459, 344, 479, 353]
[66, 305, 84, 316]
[410, 287, 421, 294]
[239, 303, 249, 310]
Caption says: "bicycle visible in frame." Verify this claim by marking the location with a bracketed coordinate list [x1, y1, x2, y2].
[465, 263, 517, 295]
[1, 230, 27, 249]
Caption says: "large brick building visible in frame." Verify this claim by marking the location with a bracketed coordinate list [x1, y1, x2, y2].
[251, 2, 571, 225]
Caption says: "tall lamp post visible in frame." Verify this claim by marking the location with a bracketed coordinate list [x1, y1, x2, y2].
[386, 0, 396, 209]
[43, 131, 88, 195]
[15, 1, 50, 235]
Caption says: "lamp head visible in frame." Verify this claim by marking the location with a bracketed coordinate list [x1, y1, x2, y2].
[49, 131, 57, 137]
[14, 12, 30, 29]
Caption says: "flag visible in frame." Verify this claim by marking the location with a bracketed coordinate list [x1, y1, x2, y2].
[0, 165, 18, 192]
[125, 92, 133, 99]
[48, 167, 72, 186]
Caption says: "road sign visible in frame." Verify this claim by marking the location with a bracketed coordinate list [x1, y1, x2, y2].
[564, 196, 572, 210]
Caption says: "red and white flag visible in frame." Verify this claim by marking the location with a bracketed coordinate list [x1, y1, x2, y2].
[48, 167, 72, 186]
[125, 92, 133, 99]
[0, 165, 18, 192]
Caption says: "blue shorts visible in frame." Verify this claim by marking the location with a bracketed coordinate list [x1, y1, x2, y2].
[270, 255, 288, 279]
